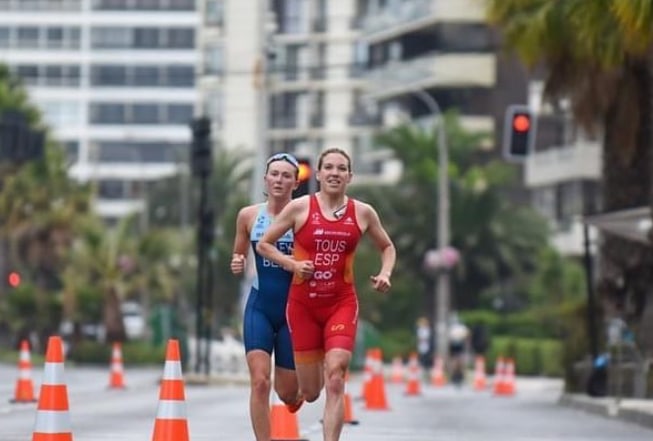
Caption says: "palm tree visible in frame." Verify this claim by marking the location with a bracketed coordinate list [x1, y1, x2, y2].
[486, 0, 653, 324]
[66, 216, 138, 342]
[352, 116, 548, 318]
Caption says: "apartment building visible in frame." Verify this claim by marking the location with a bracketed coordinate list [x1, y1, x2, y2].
[525, 84, 602, 256]
[199, 0, 379, 183]
[0, 0, 198, 221]
[356, 0, 502, 143]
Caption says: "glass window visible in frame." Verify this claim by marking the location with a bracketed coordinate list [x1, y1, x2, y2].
[133, 66, 160, 86]
[131, 104, 160, 124]
[133, 0, 159, 10]
[204, 45, 223, 74]
[166, 65, 194, 87]
[91, 103, 125, 124]
[64, 65, 81, 87]
[206, 0, 224, 26]
[92, 27, 130, 49]
[0, 27, 10, 48]
[17, 27, 40, 49]
[62, 141, 79, 163]
[98, 180, 125, 199]
[41, 101, 81, 126]
[166, 104, 193, 125]
[44, 65, 64, 86]
[46, 27, 64, 49]
[16, 65, 39, 85]
[65, 27, 81, 49]
[168, 0, 194, 10]
[133, 28, 159, 48]
[94, 0, 129, 9]
[91, 65, 127, 86]
[166, 28, 194, 49]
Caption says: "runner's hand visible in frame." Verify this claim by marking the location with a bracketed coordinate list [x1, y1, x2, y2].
[370, 273, 391, 293]
[293, 260, 315, 279]
[230, 254, 246, 274]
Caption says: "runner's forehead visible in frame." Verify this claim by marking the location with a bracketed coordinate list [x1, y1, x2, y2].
[267, 160, 297, 173]
[321, 153, 348, 166]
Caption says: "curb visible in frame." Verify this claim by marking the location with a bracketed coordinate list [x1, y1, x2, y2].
[559, 394, 653, 430]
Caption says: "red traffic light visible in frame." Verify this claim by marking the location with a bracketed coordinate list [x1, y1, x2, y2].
[512, 114, 531, 132]
[297, 161, 311, 182]
[7, 271, 21, 288]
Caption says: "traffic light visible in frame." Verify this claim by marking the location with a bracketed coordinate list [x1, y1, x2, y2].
[190, 116, 212, 177]
[293, 158, 312, 198]
[6, 271, 21, 288]
[503, 105, 536, 161]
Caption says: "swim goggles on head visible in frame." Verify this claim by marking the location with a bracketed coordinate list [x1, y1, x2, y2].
[266, 152, 299, 169]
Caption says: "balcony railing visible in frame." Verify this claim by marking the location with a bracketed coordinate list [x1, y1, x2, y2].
[525, 141, 601, 187]
[360, 0, 432, 35]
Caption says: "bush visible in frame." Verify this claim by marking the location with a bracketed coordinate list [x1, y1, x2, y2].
[487, 336, 563, 377]
[68, 340, 165, 365]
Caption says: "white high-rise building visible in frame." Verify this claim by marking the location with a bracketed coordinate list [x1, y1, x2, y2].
[0, 0, 199, 222]
[198, 0, 380, 181]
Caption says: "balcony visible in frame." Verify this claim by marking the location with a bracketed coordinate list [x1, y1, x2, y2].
[366, 53, 496, 100]
[524, 141, 601, 187]
[360, 0, 485, 42]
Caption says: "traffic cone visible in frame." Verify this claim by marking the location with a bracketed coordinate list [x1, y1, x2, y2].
[270, 392, 308, 441]
[501, 358, 516, 396]
[493, 356, 506, 395]
[404, 352, 421, 396]
[108, 342, 126, 389]
[430, 355, 446, 387]
[11, 339, 37, 403]
[389, 356, 404, 384]
[152, 339, 189, 441]
[32, 335, 73, 441]
[472, 356, 487, 391]
[364, 347, 389, 410]
[343, 371, 359, 425]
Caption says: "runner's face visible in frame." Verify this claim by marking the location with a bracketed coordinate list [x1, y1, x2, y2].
[317, 153, 351, 194]
[265, 161, 298, 198]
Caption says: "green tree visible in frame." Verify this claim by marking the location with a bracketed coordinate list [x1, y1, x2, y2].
[146, 147, 251, 334]
[486, 0, 653, 326]
[65, 216, 138, 342]
[1, 65, 94, 342]
[350, 116, 549, 332]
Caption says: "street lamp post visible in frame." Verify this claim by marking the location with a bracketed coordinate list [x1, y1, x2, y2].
[367, 89, 451, 365]
[409, 90, 451, 367]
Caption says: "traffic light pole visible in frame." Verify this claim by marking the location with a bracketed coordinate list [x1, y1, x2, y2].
[190, 117, 213, 376]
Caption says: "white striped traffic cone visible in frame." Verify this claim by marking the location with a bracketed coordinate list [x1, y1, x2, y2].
[108, 342, 126, 389]
[11, 339, 37, 403]
[151, 339, 189, 441]
[31, 335, 73, 441]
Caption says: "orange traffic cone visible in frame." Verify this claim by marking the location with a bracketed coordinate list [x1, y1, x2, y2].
[493, 356, 506, 395]
[343, 371, 359, 425]
[32, 335, 73, 441]
[501, 358, 516, 396]
[430, 355, 446, 387]
[152, 339, 189, 441]
[270, 392, 308, 440]
[404, 352, 421, 396]
[473, 356, 487, 391]
[108, 342, 126, 389]
[390, 356, 404, 384]
[364, 348, 389, 410]
[11, 339, 37, 403]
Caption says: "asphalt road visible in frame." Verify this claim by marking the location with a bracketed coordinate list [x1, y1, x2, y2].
[0, 362, 651, 440]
